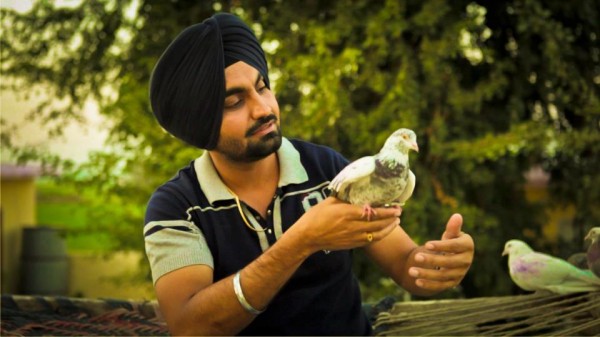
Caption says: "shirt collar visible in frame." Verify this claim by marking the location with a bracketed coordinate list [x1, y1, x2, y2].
[194, 137, 309, 205]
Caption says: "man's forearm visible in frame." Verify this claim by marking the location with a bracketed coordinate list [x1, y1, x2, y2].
[173, 227, 314, 335]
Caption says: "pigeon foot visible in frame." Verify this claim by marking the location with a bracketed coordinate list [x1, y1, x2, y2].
[362, 204, 377, 221]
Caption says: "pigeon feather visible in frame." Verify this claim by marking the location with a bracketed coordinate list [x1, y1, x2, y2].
[502, 239, 600, 294]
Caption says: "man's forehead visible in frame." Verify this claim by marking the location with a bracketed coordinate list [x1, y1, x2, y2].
[225, 61, 262, 88]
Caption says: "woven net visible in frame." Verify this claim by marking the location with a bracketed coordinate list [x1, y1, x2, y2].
[374, 291, 600, 336]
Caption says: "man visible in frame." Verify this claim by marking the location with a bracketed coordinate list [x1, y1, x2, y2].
[144, 12, 474, 336]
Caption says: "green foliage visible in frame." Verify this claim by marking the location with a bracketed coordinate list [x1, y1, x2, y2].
[2, 0, 599, 299]
[36, 178, 114, 251]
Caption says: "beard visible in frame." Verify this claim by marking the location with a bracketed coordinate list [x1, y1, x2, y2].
[215, 115, 283, 163]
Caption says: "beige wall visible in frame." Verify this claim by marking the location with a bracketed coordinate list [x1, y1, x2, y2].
[68, 250, 155, 300]
[1, 178, 37, 293]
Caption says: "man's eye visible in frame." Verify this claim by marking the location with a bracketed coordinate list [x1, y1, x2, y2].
[257, 84, 268, 93]
[225, 99, 243, 109]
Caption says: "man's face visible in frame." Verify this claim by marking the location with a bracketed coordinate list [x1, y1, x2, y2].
[214, 61, 282, 162]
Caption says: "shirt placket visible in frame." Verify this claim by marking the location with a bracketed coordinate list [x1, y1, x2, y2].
[241, 188, 282, 250]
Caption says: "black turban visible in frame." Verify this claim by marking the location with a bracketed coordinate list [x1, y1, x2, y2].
[149, 13, 270, 149]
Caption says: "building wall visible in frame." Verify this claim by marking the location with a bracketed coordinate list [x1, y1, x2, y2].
[1, 171, 154, 300]
[1, 178, 37, 294]
[68, 250, 155, 300]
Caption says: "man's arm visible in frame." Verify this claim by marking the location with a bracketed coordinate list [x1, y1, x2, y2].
[154, 197, 401, 335]
[154, 229, 312, 336]
[364, 213, 474, 296]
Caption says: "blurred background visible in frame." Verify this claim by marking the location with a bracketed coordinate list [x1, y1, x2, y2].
[1, 0, 598, 302]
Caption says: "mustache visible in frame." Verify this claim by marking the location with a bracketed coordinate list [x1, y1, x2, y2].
[246, 114, 278, 137]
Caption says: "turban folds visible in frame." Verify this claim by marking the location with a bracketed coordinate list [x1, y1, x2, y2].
[149, 13, 270, 149]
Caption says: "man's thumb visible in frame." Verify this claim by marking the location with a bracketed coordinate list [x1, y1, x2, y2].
[442, 213, 463, 240]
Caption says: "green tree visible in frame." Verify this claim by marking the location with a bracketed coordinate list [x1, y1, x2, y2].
[2, 0, 598, 298]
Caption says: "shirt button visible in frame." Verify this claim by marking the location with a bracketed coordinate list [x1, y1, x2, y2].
[267, 210, 272, 216]
[255, 215, 261, 220]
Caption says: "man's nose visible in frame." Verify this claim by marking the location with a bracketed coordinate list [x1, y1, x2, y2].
[249, 92, 271, 119]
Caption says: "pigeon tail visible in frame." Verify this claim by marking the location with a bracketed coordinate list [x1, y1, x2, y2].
[574, 269, 600, 286]
[544, 284, 600, 294]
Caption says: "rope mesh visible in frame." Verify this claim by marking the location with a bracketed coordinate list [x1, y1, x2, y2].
[374, 292, 600, 336]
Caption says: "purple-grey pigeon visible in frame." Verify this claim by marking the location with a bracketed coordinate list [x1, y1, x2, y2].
[329, 128, 418, 220]
[502, 239, 600, 294]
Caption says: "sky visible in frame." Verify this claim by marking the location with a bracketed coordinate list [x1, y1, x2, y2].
[1, 0, 109, 164]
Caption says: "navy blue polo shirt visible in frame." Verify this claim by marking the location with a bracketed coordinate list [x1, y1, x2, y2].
[144, 137, 371, 335]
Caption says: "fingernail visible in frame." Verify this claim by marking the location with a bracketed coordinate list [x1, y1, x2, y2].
[425, 243, 435, 250]
[409, 268, 419, 277]
[415, 253, 425, 262]
[416, 279, 424, 287]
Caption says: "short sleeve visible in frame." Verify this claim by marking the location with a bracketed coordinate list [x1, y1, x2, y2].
[143, 168, 214, 285]
[144, 220, 214, 284]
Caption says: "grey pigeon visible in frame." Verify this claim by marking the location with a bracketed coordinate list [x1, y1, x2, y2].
[585, 227, 600, 278]
[502, 239, 600, 294]
[329, 128, 418, 219]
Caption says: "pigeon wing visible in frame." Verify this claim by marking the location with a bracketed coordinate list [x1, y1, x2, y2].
[329, 156, 376, 201]
[393, 169, 415, 206]
[509, 253, 550, 291]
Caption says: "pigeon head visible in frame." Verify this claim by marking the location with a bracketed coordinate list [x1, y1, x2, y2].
[384, 128, 419, 153]
[502, 240, 533, 257]
[585, 227, 600, 244]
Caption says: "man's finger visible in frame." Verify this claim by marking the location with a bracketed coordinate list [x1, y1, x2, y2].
[414, 278, 457, 290]
[442, 213, 463, 240]
[426, 233, 474, 253]
[409, 265, 467, 282]
[414, 250, 473, 268]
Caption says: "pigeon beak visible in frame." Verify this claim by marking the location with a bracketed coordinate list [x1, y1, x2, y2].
[411, 142, 419, 153]
[501, 248, 508, 256]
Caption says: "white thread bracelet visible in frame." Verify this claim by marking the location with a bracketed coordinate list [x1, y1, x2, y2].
[233, 271, 264, 315]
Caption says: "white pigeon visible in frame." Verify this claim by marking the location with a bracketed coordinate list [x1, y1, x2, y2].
[329, 128, 418, 220]
[502, 239, 600, 294]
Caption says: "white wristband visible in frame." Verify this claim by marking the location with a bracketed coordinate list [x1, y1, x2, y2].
[233, 271, 264, 315]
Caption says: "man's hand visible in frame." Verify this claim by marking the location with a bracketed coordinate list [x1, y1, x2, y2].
[293, 197, 401, 254]
[408, 214, 474, 292]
